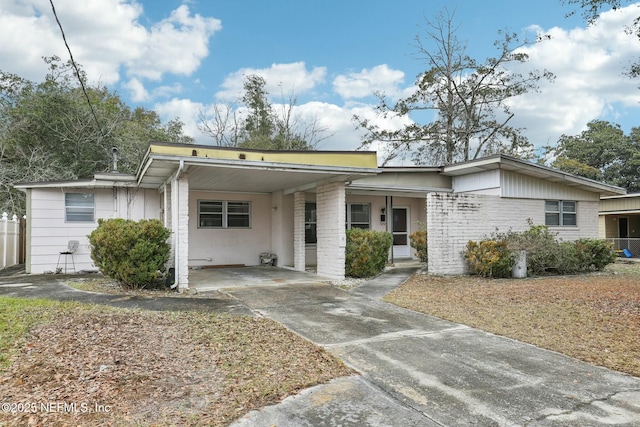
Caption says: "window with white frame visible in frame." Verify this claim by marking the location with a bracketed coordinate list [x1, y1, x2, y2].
[65, 193, 95, 222]
[305, 203, 317, 244]
[346, 203, 371, 229]
[545, 200, 577, 226]
[198, 200, 251, 228]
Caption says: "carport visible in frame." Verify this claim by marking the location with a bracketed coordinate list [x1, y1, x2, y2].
[135, 143, 380, 291]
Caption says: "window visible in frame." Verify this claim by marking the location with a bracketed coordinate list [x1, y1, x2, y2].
[545, 200, 576, 227]
[305, 203, 317, 244]
[198, 200, 250, 228]
[65, 193, 94, 222]
[346, 203, 371, 229]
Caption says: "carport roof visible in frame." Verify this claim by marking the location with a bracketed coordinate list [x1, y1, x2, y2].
[135, 142, 380, 193]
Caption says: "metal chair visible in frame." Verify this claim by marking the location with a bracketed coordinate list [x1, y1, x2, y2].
[57, 240, 79, 274]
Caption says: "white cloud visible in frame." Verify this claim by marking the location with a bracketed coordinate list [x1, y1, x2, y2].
[0, 0, 220, 88]
[332, 64, 406, 100]
[215, 62, 327, 101]
[123, 78, 149, 103]
[126, 4, 221, 81]
[154, 98, 205, 143]
[508, 4, 640, 147]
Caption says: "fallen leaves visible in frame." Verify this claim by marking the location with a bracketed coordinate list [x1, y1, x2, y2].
[384, 262, 640, 378]
[0, 307, 352, 426]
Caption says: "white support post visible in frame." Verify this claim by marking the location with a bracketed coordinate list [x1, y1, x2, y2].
[293, 192, 306, 271]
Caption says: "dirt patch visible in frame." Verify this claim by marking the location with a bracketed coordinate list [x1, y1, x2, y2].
[384, 261, 640, 377]
[0, 306, 353, 426]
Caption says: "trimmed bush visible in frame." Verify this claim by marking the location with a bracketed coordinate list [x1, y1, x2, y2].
[345, 228, 393, 278]
[88, 218, 171, 289]
[574, 238, 617, 271]
[409, 230, 428, 263]
[487, 223, 617, 277]
[464, 239, 514, 278]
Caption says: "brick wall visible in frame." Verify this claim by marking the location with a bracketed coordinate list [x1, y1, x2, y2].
[316, 182, 345, 279]
[293, 191, 306, 271]
[427, 193, 600, 275]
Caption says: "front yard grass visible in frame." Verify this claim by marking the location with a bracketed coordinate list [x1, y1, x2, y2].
[384, 261, 640, 377]
[0, 298, 353, 426]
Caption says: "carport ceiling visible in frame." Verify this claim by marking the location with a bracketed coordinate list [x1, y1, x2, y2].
[138, 160, 374, 193]
[186, 165, 354, 193]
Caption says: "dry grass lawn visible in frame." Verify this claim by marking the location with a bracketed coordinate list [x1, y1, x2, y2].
[0, 300, 353, 426]
[384, 261, 640, 378]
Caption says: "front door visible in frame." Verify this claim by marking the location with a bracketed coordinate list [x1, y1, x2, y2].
[392, 207, 411, 258]
[619, 217, 629, 238]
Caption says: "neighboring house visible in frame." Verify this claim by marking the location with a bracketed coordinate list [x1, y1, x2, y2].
[599, 193, 640, 257]
[14, 142, 625, 290]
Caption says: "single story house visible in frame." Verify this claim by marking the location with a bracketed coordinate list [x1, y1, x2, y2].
[599, 193, 640, 256]
[15, 142, 625, 290]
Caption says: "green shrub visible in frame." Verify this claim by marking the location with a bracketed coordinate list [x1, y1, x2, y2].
[88, 218, 171, 289]
[345, 229, 393, 278]
[502, 224, 559, 276]
[574, 238, 617, 271]
[497, 222, 617, 276]
[409, 230, 428, 263]
[464, 239, 515, 278]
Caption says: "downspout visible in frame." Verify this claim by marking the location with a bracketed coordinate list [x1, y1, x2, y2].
[390, 195, 394, 264]
[172, 160, 186, 290]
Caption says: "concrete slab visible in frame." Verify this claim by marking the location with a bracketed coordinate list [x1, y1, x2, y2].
[0, 276, 255, 315]
[227, 273, 640, 426]
[231, 376, 437, 427]
[190, 266, 330, 292]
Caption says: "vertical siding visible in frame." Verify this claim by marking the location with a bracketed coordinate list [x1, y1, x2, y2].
[452, 170, 500, 193]
[501, 171, 599, 201]
[600, 197, 640, 212]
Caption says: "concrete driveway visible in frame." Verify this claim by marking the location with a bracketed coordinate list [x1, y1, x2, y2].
[0, 273, 254, 315]
[2, 267, 639, 425]
[227, 268, 640, 427]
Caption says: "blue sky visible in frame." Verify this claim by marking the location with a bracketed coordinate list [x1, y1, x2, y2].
[1, 0, 639, 162]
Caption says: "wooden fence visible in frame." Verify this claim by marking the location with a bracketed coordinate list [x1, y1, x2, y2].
[0, 213, 24, 270]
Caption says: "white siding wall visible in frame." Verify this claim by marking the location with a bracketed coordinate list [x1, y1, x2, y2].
[452, 170, 501, 194]
[501, 170, 599, 201]
[27, 188, 161, 274]
[427, 193, 600, 275]
[188, 191, 272, 267]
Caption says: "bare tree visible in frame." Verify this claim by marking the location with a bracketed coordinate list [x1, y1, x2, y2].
[199, 75, 331, 150]
[354, 9, 554, 165]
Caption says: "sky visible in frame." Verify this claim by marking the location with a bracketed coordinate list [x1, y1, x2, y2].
[1, 0, 640, 164]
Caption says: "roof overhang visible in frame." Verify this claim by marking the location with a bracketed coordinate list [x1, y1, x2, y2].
[14, 173, 137, 191]
[599, 210, 640, 215]
[442, 155, 626, 197]
[136, 142, 381, 193]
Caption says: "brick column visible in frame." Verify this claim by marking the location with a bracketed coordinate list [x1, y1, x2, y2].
[316, 182, 345, 280]
[171, 173, 189, 291]
[293, 191, 306, 271]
